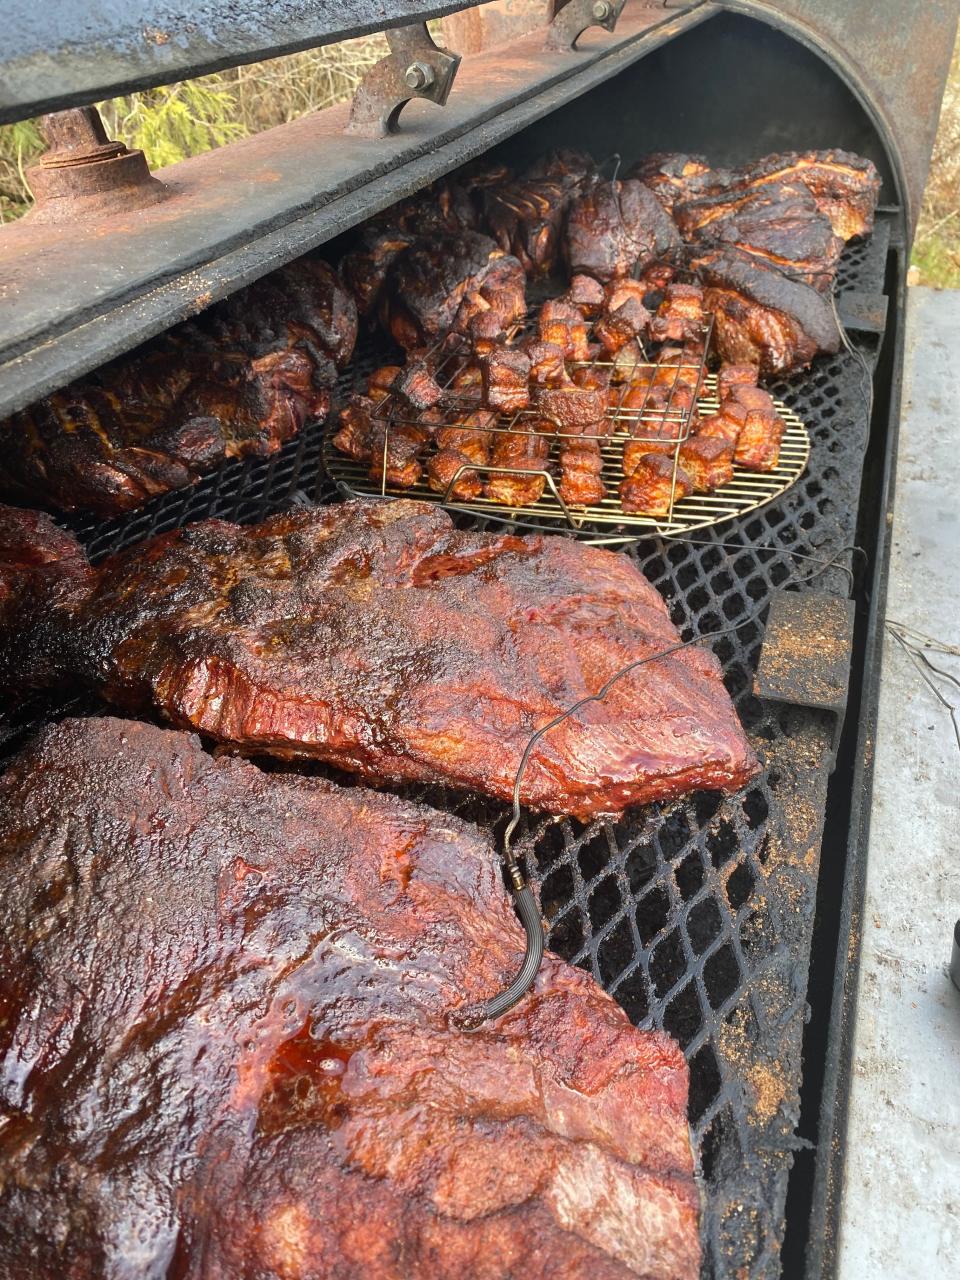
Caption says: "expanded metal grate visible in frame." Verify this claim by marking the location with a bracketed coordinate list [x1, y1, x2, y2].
[49, 219, 892, 1278]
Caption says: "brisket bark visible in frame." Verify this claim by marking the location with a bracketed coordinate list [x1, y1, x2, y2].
[0, 716, 700, 1279]
[0, 499, 758, 819]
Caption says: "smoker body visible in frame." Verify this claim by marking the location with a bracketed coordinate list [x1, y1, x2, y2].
[0, 3, 956, 1276]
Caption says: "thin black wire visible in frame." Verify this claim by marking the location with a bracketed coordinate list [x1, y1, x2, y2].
[475, 540, 863, 1025]
[501, 541, 861, 863]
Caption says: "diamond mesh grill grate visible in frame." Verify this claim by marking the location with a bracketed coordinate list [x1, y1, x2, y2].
[51, 218, 893, 1278]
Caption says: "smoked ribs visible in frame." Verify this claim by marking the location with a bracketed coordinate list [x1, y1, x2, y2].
[0, 260, 357, 518]
[0, 498, 758, 819]
[0, 715, 700, 1280]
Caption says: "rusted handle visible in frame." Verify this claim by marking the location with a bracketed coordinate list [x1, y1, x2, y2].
[346, 23, 461, 138]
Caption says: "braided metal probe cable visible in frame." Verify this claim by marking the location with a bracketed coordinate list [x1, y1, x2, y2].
[456, 544, 864, 1029]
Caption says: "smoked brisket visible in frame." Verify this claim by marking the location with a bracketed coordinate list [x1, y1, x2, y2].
[0, 715, 700, 1279]
[0, 499, 758, 818]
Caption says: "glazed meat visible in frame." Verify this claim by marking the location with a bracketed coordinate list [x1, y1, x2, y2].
[482, 346, 532, 413]
[648, 284, 706, 344]
[674, 182, 843, 291]
[367, 422, 428, 489]
[563, 273, 606, 318]
[367, 365, 403, 403]
[484, 430, 550, 506]
[622, 420, 685, 471]
[0, 716, 700, 1280]
[628, 153, 723, 213]
[620, 453, 693, 516]
[0, 499, 758, 817]
[728, 385, 785, 471]
[565, 179, 681, 282]
[559, 438, 606, 508]
[332, 394, 378, 460]
[536, 368, 609, 436]
[0, 260, 356, 518]
[716, 363, 759, 401]
[697, 397, 748, 448]
[330, 388, 432, 488]
[691, 245, 841, 376]
[340, 223, 417, 318]
[526, 148, 596, 185]
[678, 436, 735, 492]
[382, 232, 526, 350]
[521, 339, 568, 388]
[595, 280, 652, 356]
[395, 358, 443, 411]
[724, 149, 881, 241]
[539, 299, 590, 361]
[428, 412, 495, 499]
[482, 176, 580, 276]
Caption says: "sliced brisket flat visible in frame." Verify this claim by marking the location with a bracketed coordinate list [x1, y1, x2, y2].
[0, 499, 757, 818]
[0, 716, 700, 1279]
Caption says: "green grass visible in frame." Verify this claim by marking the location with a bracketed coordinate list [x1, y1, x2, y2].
[911, 232, 960, 290]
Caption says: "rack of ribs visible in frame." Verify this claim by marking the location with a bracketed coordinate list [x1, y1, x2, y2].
[0, 499, 758, 819]
[0, 715, 700, 1280]
[0, 259, 356, 518]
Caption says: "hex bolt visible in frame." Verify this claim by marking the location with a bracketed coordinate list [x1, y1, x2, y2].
[404, 61, 435, 91]
[592, 0, 612, 19]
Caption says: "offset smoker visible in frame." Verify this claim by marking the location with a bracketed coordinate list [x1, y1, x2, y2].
[0, 3, 956, 1278]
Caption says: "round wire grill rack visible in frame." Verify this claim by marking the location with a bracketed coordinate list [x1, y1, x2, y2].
[324, 375, 811, 538]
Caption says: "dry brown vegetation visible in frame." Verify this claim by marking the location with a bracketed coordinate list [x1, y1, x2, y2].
[911, 31, 960, 288]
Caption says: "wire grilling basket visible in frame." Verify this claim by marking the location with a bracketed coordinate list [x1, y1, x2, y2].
[325, 307, 811, 537]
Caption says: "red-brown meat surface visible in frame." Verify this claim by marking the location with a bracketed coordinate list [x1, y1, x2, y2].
[381, 233, 526, 350]
[0, 716, 700, 1279]
[0, 260, 355, 518]
[0, 499, 758, 818]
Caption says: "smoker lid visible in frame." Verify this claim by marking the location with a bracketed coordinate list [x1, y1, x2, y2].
[0, 0, 481, 123]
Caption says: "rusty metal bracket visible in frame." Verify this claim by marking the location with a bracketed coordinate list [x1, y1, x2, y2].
[346, 23, 461, 137]
[754, 589, 856, 762]
[26, 107, 167, 223]
[544, 0, 625, 52]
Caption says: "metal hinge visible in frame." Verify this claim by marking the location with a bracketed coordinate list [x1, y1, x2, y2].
[346, 23, 461, 138]
[545, 0, 626, 51]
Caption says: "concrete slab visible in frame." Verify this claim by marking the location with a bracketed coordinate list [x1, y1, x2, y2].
[836, 287, 960, 1278]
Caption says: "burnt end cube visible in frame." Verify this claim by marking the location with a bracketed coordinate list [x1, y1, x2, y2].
[538, 299, 590, 361]
[698, 396, 748, 447]
[620, 451, 693, 515]
[717, 362, 759, 401]
[734, 411, 785, 471]
[395, 360, 442, 411]
[563, 273, 605, 317]
[366, 365, 402, 404]
[678, 435, 735, 492]
[481, 347, 531, 413]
